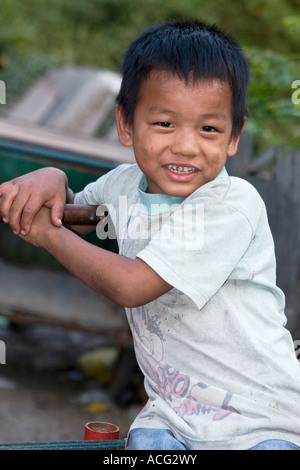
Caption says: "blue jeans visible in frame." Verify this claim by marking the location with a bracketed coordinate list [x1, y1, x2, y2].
[249, 440, 300, 450]
[126, 428, 300, 450]
[126, 428, 189, 450]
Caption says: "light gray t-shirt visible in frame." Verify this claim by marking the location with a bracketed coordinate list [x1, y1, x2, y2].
[75, 163, 300, 450]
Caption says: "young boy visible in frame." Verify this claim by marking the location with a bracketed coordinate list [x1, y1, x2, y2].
[1, 20, 300, 451]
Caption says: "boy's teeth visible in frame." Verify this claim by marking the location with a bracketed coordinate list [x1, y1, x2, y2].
[167, 165, 196, 174]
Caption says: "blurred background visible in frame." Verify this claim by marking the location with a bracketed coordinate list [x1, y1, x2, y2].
[0, 0, 299, 445]
[0, 0, 299, 151]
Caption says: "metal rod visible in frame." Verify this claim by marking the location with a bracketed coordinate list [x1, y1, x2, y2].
[0, 204, 106, 226]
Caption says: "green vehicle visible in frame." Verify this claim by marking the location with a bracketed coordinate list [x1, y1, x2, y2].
[0, 116, 134, 266]
[0, 117, 133, 334]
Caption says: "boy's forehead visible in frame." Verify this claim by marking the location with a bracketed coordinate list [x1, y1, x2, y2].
[138, 69, 233, 112]
[141, 69, 232, 95]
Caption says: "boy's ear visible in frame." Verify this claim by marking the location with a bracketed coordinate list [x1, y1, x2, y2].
[115, 105, 133, 147]
[227, 118, 246, 157]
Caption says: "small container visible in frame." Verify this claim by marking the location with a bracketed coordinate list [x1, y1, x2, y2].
[84, 421, 120, 441]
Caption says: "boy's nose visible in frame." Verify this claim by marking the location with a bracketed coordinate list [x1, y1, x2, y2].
[170, 128, 199, 157]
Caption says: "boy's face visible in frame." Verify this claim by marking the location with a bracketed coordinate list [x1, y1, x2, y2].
[116, 70, 243, 196]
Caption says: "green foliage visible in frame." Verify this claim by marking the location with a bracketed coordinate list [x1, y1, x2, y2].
[246, 49, 300, 152]
[0, 0, 299, 153]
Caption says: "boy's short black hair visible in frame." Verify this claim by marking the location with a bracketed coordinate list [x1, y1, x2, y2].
[116, 20, 250, 138]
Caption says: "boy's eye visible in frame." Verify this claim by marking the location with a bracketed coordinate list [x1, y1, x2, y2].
[202, 126, 217, 133]
[155, 122, 174, 128]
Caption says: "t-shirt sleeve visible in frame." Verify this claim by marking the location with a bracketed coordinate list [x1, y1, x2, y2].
[137, 199, 254, 310]
[74, 171, 114, 205]
[74, 163, 139, 206]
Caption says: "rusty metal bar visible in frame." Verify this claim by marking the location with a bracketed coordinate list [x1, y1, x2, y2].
[0, 204, 105, 226]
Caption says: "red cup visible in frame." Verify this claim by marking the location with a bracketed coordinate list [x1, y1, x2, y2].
[84, 421, 120, 441]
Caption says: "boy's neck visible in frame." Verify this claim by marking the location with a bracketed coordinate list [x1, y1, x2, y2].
[141, 166, 228, 196]
[138, 166, 228, 214]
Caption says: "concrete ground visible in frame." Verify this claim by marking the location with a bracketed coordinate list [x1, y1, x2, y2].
[0, 323, 142, 444]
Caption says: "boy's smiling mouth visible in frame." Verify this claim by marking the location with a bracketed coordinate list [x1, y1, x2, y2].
[166, 164, 198, 175]
[163, 163, 200, 184]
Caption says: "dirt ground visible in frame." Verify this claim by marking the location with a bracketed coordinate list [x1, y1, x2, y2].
[0, 322, 142, 444]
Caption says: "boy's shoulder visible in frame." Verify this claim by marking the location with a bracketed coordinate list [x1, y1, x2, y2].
[109, 162, 141, 180]
[103, 163, 142, 192]
[189, 175, 265, 228]
[226, 176, 263, 203]
[191, 175, 262, 203]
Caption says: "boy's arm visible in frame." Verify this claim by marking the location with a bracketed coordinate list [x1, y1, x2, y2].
[21, 207, 172, 308]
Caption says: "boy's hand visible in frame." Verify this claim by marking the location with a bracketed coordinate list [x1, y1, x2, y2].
[0, 167, 70, 235]
[20, 206, 54, 248]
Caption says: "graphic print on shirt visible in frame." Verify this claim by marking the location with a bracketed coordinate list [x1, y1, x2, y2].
[129, 304, 240, 421]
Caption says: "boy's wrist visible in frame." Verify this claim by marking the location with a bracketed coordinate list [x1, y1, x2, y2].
[42, 223, 66, 251]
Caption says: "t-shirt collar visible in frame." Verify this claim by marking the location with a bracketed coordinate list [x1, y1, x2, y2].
[138, 166, 228, 213]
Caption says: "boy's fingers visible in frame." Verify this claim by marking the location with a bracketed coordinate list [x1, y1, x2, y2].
[10, 192, 39, 235]
[0, 188, 27, 233]
[18, 197, 65, 234]
[49, 201, 64, 227]
[0, 185, 20, 221]
[0, 180, 18, 196]
[20, 195, 64, 234]
[0, 182, 35, 233]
